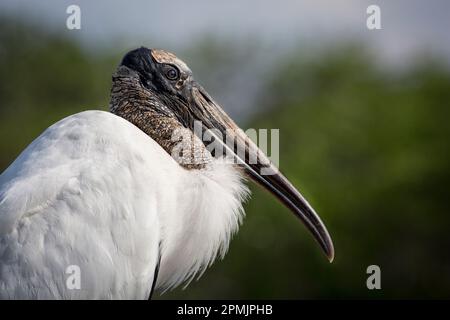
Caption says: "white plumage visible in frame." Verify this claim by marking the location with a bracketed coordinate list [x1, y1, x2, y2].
[0, 111, 248, 299]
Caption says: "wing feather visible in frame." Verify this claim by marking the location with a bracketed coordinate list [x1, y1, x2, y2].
[0, 111, 169, 299]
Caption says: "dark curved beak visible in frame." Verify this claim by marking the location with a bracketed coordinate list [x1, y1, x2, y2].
[190, 82, 335, 262]
[244, 161, 334, 262]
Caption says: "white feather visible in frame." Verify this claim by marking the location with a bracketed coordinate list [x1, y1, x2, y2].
[0, 110, 249, 299]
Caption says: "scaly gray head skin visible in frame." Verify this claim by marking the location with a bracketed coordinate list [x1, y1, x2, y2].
[110, 47, 335, 262]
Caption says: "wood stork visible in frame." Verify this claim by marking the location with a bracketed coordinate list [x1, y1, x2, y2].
[0, 47, 334, 299]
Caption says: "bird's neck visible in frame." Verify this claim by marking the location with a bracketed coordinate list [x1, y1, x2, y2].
[110, 76, 211, 169]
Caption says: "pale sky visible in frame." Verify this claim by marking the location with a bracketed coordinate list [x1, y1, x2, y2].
[1, 0, 449, 119]
[1, 0, 449, 64]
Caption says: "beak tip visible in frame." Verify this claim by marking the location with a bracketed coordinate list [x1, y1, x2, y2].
[325, 239, 335, 263]
[324, 234, 335, 263]
[327, 250, 335, 263]
[318, 228, 334, 263]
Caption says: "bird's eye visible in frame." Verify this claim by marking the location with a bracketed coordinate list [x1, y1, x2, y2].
[164, 65, 180, 81]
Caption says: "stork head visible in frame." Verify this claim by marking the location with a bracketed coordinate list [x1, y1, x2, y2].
[111, 47, 334, 262]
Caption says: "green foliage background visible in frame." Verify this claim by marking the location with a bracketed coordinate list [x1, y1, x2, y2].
[1, 18, 450, 298]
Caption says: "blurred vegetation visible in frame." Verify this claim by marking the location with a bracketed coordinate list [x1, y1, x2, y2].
[1, 18, 450, 299]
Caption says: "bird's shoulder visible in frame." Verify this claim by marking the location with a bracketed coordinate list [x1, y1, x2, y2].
[0, 110, 167, 298]
[0, 110, 176, 235]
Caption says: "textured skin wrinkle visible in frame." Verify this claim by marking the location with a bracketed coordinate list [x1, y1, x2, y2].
[110, 69, 211, 170]
[115, 47, 242, 147]
[111, 48, 247, 171]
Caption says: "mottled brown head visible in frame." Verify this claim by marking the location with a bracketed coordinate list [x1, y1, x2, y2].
[109, 47, 334, 262]
[111, 47, 234, 144]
